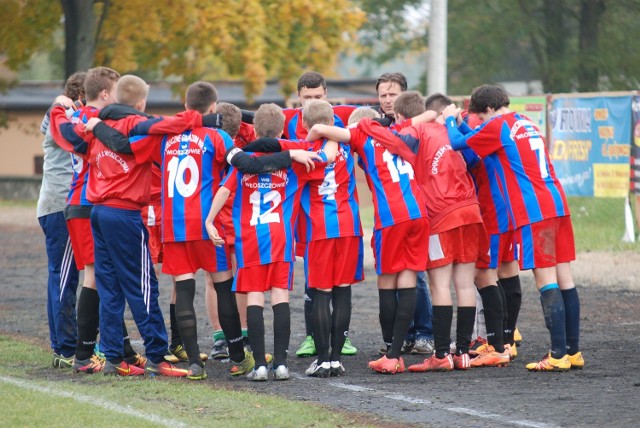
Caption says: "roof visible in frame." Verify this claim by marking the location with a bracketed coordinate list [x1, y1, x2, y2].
[0, 79, 381, 111]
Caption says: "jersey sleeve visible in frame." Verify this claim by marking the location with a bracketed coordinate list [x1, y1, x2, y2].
[462, 119, 503, 158]
[357, 118, 418, 166]
[49, 105, 91, 155]
[126, 110, 204, 137]
[279, 139, 311, 151]
[214, 130, 235, 165]
[227, 150, 293, 174]
[292, 157, 329, 183]
[221, 167, 238, 192]
[129, 134, 164, 164]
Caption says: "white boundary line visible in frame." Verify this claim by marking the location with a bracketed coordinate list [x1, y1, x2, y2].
[0, 375, 189, 428]
[326, 377, 559, 428]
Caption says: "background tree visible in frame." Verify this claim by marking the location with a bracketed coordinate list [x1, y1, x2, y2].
[0, 0, 364, 103]
[449, 0, 640, 94]
[355, 0, 640, 95]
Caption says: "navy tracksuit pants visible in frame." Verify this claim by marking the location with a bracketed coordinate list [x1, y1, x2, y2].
[91, 205, 167, 363]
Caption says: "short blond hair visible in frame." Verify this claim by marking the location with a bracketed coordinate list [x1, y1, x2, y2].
[215, 102, 242, 138]
[254, 103, 285, 138]
[116, 75, 149, 107]
[348, 107, 380, 125]
[302, 99, 334, 128]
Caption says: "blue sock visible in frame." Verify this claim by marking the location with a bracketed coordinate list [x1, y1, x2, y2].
[561, 288, 580, 355]
[539, 284, 566, 358]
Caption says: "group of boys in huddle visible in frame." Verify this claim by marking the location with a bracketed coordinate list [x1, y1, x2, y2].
[39, 66, 582, 383]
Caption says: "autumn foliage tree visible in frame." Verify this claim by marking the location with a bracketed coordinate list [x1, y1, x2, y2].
[0, 0, 364, 103]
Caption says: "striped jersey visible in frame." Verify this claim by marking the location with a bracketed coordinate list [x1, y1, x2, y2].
[279, 139, 362, 242]
[468, 156, 515, 234]
[457, 111, 570, 228]
[358, 119, 480, 232]
[348, 126, 428, 231]
[130, 127, 234, 242]
[221, 159, 326, 268]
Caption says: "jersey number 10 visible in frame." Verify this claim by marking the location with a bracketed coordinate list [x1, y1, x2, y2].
[167, 156, 199, 198]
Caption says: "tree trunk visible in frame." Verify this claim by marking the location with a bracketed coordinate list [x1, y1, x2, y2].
[578, 0, 606, 91]
[542, 0, 571, 92]
[61, 0, 97, 78]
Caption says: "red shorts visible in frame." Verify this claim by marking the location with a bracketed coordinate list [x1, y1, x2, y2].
[515, 216, 576, 270]
[162, 240, 231, 276]
[476, 230, 517, 269]
[427, 223, 487, 269]
[67, 217, 93, 270]
[304, 237, 364, 289]
[372, 218, 430, 274]
[234, 262, 294, 293]
[295, 242, 307, 258]
[146, 224, 163, 264]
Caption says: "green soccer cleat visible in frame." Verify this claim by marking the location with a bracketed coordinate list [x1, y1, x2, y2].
[296, 335, 317, 357]
[165, 344, 208, 363]
[341, 337, 357, 356]
[52, 353, 74, 369]
[230, 350, 255, 376]
[187, 363, 207, 381]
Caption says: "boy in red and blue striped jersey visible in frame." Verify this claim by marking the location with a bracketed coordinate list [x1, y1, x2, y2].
[444, 84, 582, 371]
[307, 106, 436, 374]
[239, 99, 365, 377]
[206, 103, 338, 381]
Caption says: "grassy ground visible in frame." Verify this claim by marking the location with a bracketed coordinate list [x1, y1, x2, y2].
[568, 197, 640, 252]
[0, 335, 379, 428]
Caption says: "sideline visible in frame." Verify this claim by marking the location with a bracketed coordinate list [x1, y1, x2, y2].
[292, 373, 558, 428]
[0, 375, 189, 428]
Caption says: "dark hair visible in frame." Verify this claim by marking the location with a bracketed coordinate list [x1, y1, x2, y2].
[185, 81, 218, 113]
[297, 71, 326, 92]
[424, 93, 453, 114]
[393, 91, 425, 119]
[64, 71, 87, 100]
[375, 72, 408, 93]
[468, 84, 510, 114]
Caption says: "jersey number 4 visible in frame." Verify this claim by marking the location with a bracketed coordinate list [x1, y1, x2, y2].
[249, 190, 281, 226]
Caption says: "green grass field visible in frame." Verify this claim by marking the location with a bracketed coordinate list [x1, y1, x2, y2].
[0, 336, 377, 428]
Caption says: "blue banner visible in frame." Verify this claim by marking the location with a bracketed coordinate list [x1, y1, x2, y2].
[548, 96, 631, 197]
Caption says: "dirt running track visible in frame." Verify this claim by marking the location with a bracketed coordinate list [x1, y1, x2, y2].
[1, 205, 639, 427]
